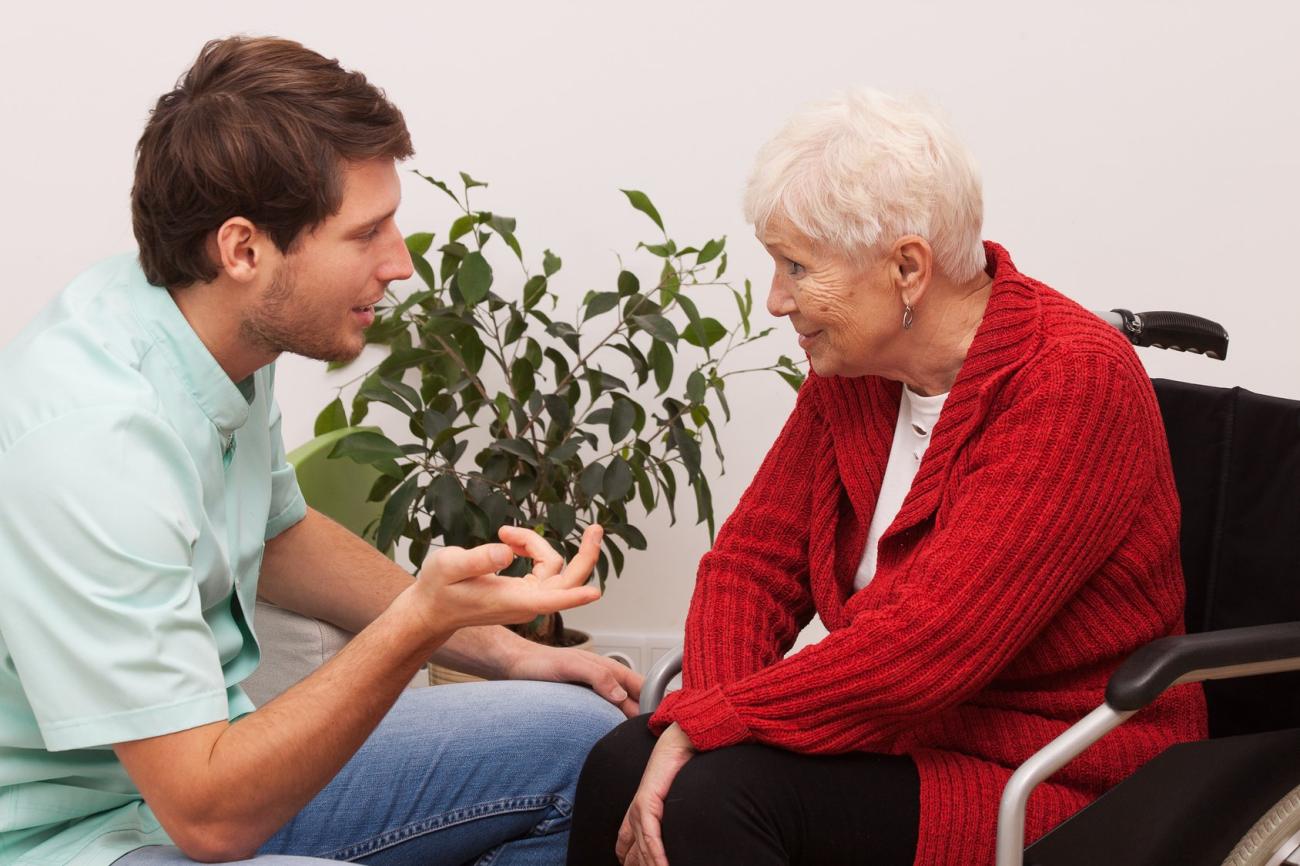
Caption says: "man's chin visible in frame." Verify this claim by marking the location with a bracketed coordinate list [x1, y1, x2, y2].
[288, 339, 366, 366]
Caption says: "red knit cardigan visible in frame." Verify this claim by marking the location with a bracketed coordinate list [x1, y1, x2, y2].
[649, 242, 1208, 866]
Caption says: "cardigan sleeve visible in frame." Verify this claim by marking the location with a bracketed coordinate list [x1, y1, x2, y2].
[651, 350, 1159, 753]
[672, 381, 822, 693]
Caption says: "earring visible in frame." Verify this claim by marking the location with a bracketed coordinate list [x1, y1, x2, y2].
[902, 304, 914, 330]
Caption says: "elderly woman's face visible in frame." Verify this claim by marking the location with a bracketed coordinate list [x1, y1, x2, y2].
[758, 217, 898, 378]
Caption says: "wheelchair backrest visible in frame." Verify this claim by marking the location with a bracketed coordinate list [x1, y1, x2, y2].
[1154, 379, 1300, 737]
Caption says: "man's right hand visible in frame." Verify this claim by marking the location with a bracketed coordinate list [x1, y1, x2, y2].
[407, 523, 604, 634]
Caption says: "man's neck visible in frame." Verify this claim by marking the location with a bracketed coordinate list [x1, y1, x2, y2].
[167, 283, 276, 383]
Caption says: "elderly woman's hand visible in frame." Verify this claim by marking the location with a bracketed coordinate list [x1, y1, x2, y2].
[615, 723, 697, 866]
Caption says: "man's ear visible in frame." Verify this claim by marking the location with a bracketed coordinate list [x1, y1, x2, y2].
[891, 235, 934, 308]
[209, 217, 265, 284]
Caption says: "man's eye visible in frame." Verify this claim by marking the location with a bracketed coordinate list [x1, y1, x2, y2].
[787, 260, 805, 277]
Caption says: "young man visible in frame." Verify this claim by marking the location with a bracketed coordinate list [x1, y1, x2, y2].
[0, 37, 640, 866]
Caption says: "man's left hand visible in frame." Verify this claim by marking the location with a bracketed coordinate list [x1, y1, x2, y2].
[505, 644, 643, 717]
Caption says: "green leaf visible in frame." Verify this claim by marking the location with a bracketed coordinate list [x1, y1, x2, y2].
[510, 357, 536, 400]
[620, 189, 665, 232]
[583, 291, 621, 321]
[617, 270, 640, 297]
[607, 522, 648, 550]
[459, 171, 488, 190]
[449, 214, 476, 243]
[487, 215, 523, 260]
[544, 348, 571, 385]
[492, 437, 540, 466]
[329, 430, 404, 464]
[631, 314, 678, 346]
[358, 377, 413, 417]
[696, 237, 725, 265]
[609, 396, 636, 443]
[670, 424, 702, 477]
[686, 370, 707, 403]
[731, 288, 751, 338]
[543, 393, 573, 433]
[405, 232, 435, 257]
[523, 275, 548, 309]
[415, 171, 460, 206]
[640, 240, 677, 258]
[545, 320, 581, 353]
[632, 460, 655, 511]
[428, 473, 466, 531]
[578, 462, 605, 499]
[648, 339, 673, 395]
[778, 370, 805, 391]
[542, 249, 562, 277]
[603, 456, 634, 501]
[314, 398, 347, 436]
[715, 252, 728, 279]
[458, 252, 493, 305]
[376, 475, 420, 553]
[547, 501, 576, 538]
[380, 375, 422, 412]
[682, 317, 726, 349]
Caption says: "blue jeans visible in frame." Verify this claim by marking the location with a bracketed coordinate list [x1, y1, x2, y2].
[114, 681, 624, 866]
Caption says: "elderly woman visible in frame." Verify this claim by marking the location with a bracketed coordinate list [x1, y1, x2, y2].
[565, 89, 1208, 866]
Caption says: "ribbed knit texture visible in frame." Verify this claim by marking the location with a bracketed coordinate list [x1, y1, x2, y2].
[649, 242, 1208, 866]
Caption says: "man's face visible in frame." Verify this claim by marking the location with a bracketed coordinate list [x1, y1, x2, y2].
[239, 159, 413, 364]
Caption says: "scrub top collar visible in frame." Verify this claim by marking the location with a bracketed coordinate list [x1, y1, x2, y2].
[129, 272, 257, 439]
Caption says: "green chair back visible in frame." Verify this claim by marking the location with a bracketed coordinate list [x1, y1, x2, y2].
[286, 427, 386, 541]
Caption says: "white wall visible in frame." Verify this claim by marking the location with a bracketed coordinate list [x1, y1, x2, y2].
[4, 1, 1297, 642]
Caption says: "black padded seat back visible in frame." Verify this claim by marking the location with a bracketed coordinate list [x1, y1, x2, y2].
[1153, 379, 1300, 737]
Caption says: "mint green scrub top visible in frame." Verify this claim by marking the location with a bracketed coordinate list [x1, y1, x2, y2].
[0, 255, 307, 865]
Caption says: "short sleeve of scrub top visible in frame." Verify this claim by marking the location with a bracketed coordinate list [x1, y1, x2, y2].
[0, 407, 230, 752]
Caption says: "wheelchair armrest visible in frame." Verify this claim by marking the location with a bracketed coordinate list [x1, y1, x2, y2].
[1105, 622, 1300, 711]
[998, 620, 1300, 866]
[639, 645, 684, 715]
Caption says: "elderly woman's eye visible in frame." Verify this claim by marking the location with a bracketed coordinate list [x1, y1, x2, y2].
[787, 260, 805, 277]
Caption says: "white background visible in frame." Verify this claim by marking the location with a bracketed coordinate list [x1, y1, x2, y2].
[3, 1, 1297, 643]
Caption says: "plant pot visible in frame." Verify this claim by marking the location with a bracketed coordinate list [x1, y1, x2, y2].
[426, 628, 594, 685]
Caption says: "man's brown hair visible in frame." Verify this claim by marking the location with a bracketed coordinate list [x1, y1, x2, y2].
[132, 36, 414, 288]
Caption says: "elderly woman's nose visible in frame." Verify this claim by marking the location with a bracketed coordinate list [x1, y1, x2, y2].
[767, 278, 796, 317]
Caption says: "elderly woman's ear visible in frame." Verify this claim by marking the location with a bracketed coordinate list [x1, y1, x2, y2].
[890, 235, 934, 310]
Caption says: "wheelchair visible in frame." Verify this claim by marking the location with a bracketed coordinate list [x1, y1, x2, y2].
[640, 310, 1300, 866]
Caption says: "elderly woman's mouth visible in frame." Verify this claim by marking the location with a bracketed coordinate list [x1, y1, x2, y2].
[798, 330, 823, 349]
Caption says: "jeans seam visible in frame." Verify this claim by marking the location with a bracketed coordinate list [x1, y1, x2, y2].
[325, 793, 573, 861]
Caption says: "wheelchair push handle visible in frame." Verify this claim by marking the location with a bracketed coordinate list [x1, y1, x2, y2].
[1107, 309, 1229, 360]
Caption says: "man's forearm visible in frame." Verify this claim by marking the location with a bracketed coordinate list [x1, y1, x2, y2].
[118, 587, 448, 859]
[257, 508, 533, 678]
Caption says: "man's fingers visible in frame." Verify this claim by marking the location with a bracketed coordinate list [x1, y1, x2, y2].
[556, 523, 603, 587]
[424, 543, 512, 583]
[497, 525, 565, 578]
[529, 585, 601, 614]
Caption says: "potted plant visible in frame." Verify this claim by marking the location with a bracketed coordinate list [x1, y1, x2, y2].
[315, 171, 803, 657]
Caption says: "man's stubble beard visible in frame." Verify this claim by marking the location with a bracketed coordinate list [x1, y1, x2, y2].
[239, 265, 366, 365]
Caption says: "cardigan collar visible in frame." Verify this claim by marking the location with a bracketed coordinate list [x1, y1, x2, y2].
[818, 241, 1042, 548]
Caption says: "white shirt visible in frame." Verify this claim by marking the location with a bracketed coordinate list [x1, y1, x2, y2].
[853, 385, 949, 591]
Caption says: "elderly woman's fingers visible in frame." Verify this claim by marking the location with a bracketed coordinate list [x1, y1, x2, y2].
[616, 811, 635, 863]
[496, 525, 565, 578]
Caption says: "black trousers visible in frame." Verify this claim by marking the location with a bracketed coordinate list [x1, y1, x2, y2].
[566, 715, 920, 866]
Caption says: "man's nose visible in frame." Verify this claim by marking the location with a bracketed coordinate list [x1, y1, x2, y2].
[383, 224, 415, 283]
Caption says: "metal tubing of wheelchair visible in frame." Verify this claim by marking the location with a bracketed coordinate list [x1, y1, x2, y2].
[995, 703, 1134, 866]
[640, 645, 684, 714]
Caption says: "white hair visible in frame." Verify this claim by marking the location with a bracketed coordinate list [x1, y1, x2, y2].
[743, 88, 985, 282]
